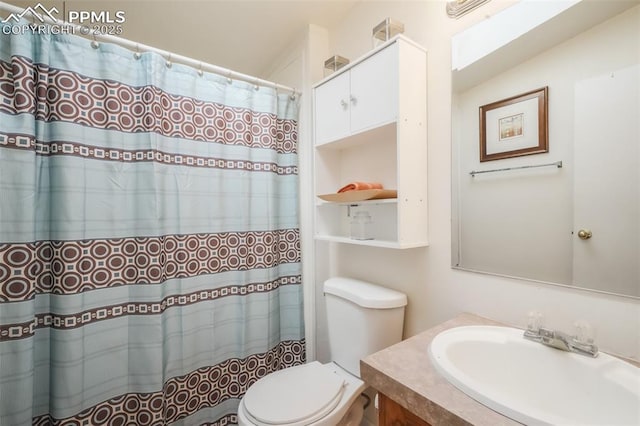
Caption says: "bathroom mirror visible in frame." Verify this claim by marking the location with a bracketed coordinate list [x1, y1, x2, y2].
[451, 0, 640, 299]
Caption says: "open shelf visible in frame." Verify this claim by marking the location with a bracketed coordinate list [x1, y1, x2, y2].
[314, 234, 427, 249]
[315, 198, 398, 207]
[315, 122, 397, 150]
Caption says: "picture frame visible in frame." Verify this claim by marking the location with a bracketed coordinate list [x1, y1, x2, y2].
[479, 87, 548, 162]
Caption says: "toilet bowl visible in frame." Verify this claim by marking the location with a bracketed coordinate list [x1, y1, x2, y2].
[237, 361, 365, 426]
[237, 277, 407, 426]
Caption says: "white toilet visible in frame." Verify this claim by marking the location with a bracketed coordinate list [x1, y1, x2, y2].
[238, 277, 407, 426]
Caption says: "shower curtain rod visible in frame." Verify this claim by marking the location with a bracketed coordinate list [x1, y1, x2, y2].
[0, 1, 298, 96]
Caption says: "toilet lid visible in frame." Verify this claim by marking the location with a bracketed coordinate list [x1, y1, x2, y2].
[243, 361, 346, 425]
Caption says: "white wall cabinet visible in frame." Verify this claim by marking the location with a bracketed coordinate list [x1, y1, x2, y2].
[313, 36, 428, 249]
[315, 45, 399, 145]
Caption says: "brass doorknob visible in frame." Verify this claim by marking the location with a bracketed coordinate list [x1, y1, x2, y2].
[577, 229, 592, 240]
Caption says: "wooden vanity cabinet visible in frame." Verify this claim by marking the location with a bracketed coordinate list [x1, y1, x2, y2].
[378, 393, 432, 426]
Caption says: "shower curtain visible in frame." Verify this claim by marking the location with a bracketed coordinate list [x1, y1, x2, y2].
[0, 22, 304, 425]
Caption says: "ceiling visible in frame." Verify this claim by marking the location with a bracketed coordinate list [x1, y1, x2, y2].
[6, 0, 359, 77]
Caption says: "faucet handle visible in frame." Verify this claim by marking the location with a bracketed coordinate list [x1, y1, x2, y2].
[573, 320, 595, 344]
[526, 310, 544, 333]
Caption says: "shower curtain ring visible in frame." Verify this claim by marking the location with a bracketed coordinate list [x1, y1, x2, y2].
[165, 54, 172, 68]
[197, 63, 204, 77]
[90, 33, 100, 49]
[253, 79, 260, 91]
[133, 44, 142, 60]
[226, 72, 233, 84]
[290, 89, 297, 101]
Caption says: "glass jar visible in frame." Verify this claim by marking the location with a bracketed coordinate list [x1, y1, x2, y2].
[350, 211, 373, 240]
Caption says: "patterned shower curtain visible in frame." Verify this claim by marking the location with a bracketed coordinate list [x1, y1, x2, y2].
[0, 21, 304, 426]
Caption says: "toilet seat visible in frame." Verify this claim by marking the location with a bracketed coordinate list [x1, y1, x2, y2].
[242, 361, 347, 425]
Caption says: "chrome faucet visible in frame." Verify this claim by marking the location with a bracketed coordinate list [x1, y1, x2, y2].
[523, 312, 598, 357]
[524, 327, 599, 357]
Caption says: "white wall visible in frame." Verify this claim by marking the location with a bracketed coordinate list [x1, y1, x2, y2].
[264, 24, 330, 363]
[307, 0, 640, 363]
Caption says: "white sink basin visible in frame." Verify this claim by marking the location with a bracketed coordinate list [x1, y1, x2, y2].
[429, 326, 640, 426]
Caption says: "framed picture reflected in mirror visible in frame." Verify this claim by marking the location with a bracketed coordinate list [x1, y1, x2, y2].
[479, 87, 548, 162]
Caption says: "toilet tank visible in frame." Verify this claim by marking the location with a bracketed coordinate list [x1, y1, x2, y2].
[323, 277, 407, 377]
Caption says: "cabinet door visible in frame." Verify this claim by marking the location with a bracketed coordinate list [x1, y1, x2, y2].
[378, 393, 431, 426]
[349, 43, 399, 134]
[314, 72, 350, 145]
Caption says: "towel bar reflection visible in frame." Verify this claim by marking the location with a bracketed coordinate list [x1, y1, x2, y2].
[470, 161, 563, 177]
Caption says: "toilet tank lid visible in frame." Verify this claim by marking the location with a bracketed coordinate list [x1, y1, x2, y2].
[324, 277, 407, 309]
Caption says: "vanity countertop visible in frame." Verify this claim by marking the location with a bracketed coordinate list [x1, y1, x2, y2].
[360, 313, 522, 425]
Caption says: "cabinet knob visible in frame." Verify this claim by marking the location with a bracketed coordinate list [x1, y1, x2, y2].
[340, 99, 348, 109]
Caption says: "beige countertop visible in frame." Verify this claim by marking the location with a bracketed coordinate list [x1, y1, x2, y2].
[361, 312, 639, 425]
[360, 312, 525, 426]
